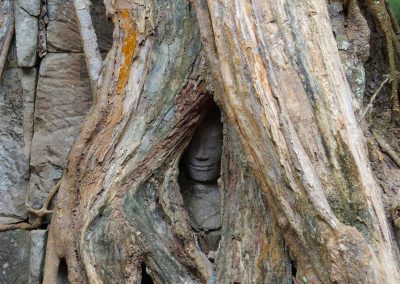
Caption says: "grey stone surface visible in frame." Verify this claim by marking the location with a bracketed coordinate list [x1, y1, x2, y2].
[0, 230, 31, 284]
[29, 230, 47, 284]
[17, 0, 40, 17]
[28, 53, 92, 210]
[0, 230, 47, 284]
[183, 108, 222, 182]
[0, 68, 36, 224]
[20, 69, 36, 160]
[90, 0, 114, 52]
[180, 108, 222, 253]
[47, 0, 82, 52]
[47, 0, 113, 52]
[182, 183, 221, 230]
[5, 37, 18, 68]
[15, 5, 38, 67]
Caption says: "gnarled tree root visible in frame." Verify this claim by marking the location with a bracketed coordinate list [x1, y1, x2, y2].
[366, 0, 400, 122]
[384, 0, 400, 36]
[42, 234, 60, 284]
[0, 181, 60, 232]
[358, 75, 390, 122]
[371, 128, 400, 167]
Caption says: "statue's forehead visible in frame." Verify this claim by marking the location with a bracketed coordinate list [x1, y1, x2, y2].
[196, 116, 222, 132]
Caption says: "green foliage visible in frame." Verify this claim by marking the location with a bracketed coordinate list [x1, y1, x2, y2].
[390, 0, 400, 23]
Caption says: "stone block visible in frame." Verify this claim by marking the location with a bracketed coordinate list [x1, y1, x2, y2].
[5, 36, 18, 68]
[0, 68, 36, 224]
[47, 0, 113, 52]
[15, 6, 38, 67]
[0, 230, 47, 284]
[17, 0, 40, 17]
[28, 53, 92, 210]
[0, 230, 31, 284]
[47, 0, 82, 53]
[29, 230, 47, 284]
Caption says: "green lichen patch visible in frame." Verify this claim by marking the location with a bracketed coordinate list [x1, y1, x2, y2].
[327, 136, 373, 240]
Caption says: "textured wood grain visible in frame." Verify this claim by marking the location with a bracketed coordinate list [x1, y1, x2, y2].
[193, 0, 400, 282]
[44, 0, 215, 282]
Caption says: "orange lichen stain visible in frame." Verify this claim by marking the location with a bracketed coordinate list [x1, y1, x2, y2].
[87, 10, 139, 164]
[116, 9, 138, 95]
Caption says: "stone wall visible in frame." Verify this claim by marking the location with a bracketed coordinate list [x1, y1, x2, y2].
[0, 230, 47, 284]
[0, 0, 112, 282]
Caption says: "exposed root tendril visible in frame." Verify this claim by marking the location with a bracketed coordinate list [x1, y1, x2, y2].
[365, 0, 400, 122]
[0, 180, 61, 232]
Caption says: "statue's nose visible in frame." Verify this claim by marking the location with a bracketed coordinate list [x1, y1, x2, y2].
[195, 148, 210, 161]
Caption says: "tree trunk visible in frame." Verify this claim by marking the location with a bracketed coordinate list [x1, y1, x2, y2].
[31, 0, 400, 283]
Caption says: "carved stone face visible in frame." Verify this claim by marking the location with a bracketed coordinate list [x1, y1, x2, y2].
[184, 108, 222, 183]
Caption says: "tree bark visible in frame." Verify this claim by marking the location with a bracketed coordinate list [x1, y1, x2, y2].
[194, 0, 399, 282]
[39, 0, 400, 283]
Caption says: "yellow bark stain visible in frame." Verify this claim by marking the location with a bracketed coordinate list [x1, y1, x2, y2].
[117, 9, 138, 95]
[82, 9, 139, 176]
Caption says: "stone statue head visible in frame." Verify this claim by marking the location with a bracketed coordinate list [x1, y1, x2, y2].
[184, 107, 222, 182]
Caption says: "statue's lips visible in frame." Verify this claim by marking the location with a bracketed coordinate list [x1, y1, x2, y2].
[189, 162, 216, 171]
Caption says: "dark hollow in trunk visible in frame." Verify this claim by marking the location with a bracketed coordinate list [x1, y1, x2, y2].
[179, 106, 223, 258]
